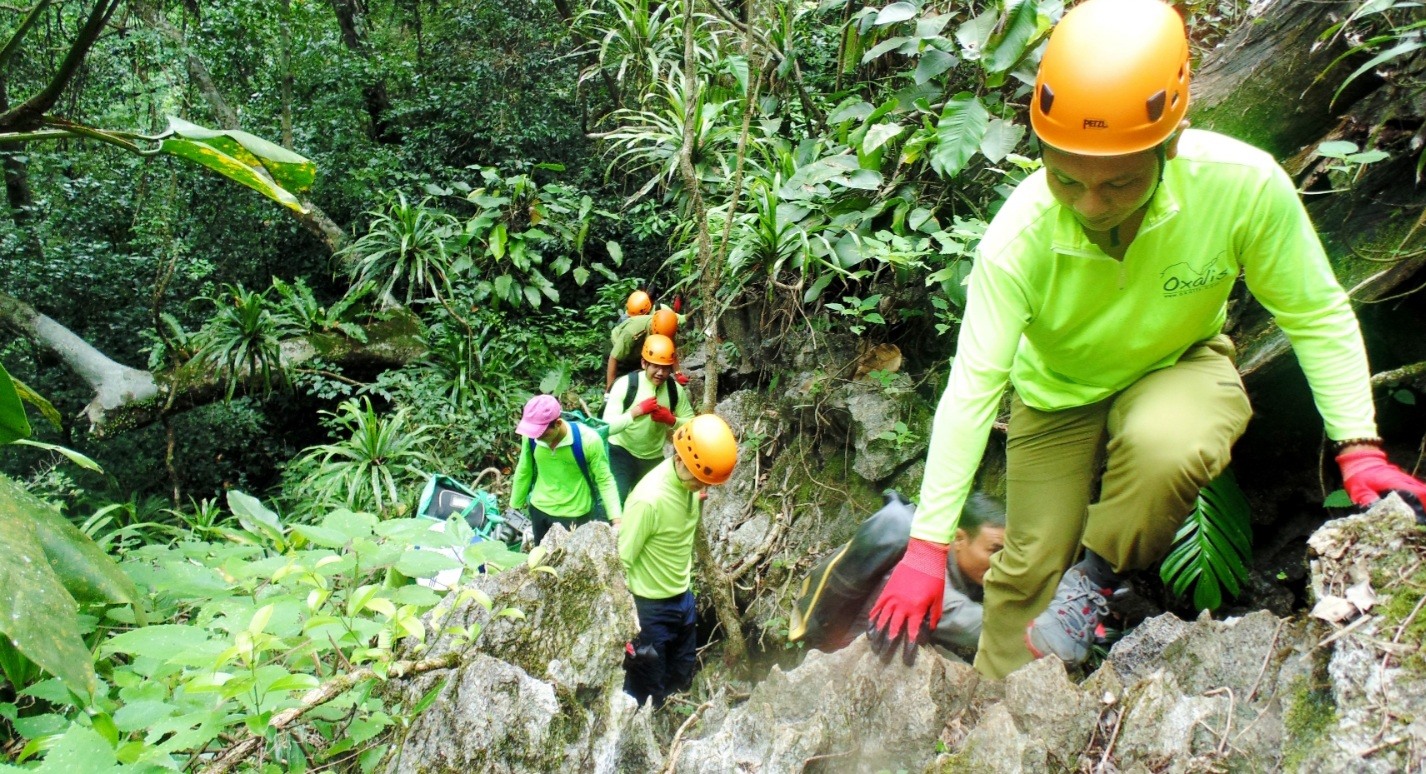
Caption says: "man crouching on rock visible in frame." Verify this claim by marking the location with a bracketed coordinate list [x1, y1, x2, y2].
[867, 0, 1426, 680]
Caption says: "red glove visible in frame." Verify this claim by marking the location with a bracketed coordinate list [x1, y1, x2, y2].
[634, 397, 659, 417]
[674, 372, 690, 386]
[649, 405, 677, 426]
[867, 538, 949, 666]
[1337, 447, 1426, 507]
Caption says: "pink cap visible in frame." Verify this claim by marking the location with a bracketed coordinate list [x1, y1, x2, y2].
[516, 394, 562, 438]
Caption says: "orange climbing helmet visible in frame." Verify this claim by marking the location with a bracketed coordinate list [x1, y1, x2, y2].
[673, 414, 739, 485]
[626, 290, 653, 317]
[641, 333, 676, 366]
[1031, 0, 1190, 156]
[650, 308, 679, 338]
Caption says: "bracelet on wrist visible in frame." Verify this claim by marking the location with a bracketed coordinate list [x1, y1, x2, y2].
[1333, 437, 1383, 453]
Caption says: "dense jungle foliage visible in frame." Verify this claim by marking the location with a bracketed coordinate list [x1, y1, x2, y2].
[0, 0, 1421, 769]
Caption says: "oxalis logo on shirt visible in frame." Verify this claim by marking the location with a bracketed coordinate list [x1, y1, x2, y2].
[1159, 253, 1232, 297]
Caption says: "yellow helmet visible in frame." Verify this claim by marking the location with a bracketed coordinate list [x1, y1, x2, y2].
[674, 414, 738, 485]
[641, 333, 676, 366]
[1031, 0, 1189, 156]
[626, 290, 653, 317]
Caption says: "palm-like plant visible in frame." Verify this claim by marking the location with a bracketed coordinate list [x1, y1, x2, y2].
[295, 397, 438, 516]
[574, 0, 729, 106]
[596, 76, 744, 200]
[192, 283, 303, 400]
[1160, 469, 1254, 611]
[342, 193, 458, 305]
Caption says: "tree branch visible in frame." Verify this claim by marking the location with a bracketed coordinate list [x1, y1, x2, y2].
[0, 0, 123, 131]
[199, 651, 462, 774]
[0, 290, 426, 435]
[0, 0, 53, 74]
[134, 3, 347, 253]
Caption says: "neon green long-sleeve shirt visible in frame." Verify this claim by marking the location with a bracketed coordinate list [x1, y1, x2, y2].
[618, 458, 699, 599]
[602, 371, 694, 459]
[912, 129, 1376, 544]
[508, 421, 622, 522]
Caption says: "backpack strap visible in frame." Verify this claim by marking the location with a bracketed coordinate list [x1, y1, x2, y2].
[528, 424, 597, 499]
[567, 422, 598, 497]
[622, 370, 678, 412]
[622, 370, 640, 413]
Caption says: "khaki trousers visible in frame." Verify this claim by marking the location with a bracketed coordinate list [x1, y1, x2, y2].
[972, 335, 1252, 679]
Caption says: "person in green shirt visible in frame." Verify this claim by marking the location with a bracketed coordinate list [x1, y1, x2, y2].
[867, 0, 1426, 679]
[606, 307, 683, 391]
[508, 394, 623, 545]
[619, 413, 738, 707]
[603, 333, 695, 503]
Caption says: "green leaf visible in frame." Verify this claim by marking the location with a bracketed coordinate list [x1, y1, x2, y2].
[10, 440, 102, 472]
[862, 123, 904, 155]
[979, 118, 1026, 164]
[874, 2, 917, 26]
[7, 373, 59, 434]
[490, 223, 508, 260]
[1316, 140, 1358, 159]
[803, 273, 836, 304]
[984, 0, 1042, 75]
[397, 548, 462, 578]
[913, 49, 957, 84]
[227, 490, 284, 545]
[21, 482, 143, 617]
[102, 626, 213, 662]
[163, 117, 315, 192]
[1159, 470, 1252, 612]
[1393, 389, 1416, 405]
[0, 477, 95, 697]
[112, 700, 177, 733]
[30, 725, 117, 771]
[0, 363, 31, 445]
[1323, 489, 1356, 508]
[828, 101, 875, 124]
[930, 93, 990, 179]
[158, 136, 308, 214]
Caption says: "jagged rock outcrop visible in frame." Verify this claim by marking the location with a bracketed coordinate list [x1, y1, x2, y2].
[381, 523, 661, 773]
[675, 497, 1426, 773]
[671, 639, 984, 773]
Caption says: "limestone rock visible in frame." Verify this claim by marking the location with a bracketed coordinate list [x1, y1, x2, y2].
[382, 523, 659, 773]
[671, 639, 981, 773]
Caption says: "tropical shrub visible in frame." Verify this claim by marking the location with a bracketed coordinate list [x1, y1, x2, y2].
[288, 398, 438, 518]
[191, 283, 304, 400]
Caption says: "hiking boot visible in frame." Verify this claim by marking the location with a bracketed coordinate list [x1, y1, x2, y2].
[1025, 566, 1113, 665]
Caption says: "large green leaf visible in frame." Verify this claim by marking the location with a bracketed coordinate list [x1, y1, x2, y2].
[6, 371, 59, 434]
[1160, 469, 1253, 612]
[0, 363, 31, 445]
[157, 118, 314, 214]
[24, 487, 145, 622]
[930, 93, 989, 179]
[983, 0, 1044, 77]
[0, 477, 95, 698]
[164, 117, 315, 192]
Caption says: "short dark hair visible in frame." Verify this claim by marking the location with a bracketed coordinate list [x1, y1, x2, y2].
[959, 492, 1007, 536]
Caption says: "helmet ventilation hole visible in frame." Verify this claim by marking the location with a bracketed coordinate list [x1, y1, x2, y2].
[1146, 90, 1166, 122]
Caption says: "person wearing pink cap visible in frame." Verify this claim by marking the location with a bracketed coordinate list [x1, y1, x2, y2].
[509, 394, 622, 545]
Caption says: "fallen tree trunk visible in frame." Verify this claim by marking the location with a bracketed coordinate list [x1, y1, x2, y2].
[0, 290, 426, 436]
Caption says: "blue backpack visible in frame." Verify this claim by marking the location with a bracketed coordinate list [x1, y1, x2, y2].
[527, 412, 610, 519]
